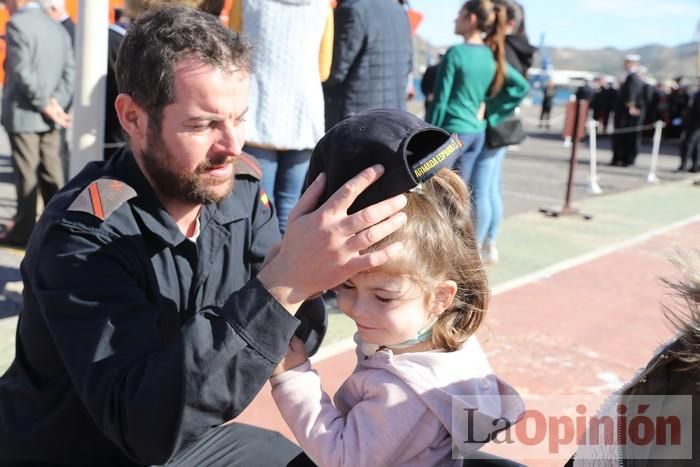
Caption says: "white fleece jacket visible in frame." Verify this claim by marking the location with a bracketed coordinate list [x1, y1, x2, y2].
[271, 336, 524, 467]
[242, 0, 328, 149]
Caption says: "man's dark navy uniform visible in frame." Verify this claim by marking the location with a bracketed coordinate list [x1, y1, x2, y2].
[611, 55, 646, 167]
[0, 6, 411, 466]
[0, 147, 313, 465]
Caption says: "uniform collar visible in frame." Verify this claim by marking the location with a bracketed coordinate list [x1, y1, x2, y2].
[108, 148, 247, 246]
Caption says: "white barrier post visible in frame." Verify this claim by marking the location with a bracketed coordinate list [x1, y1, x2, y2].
[586, 119, 602, 194]
[70, 0, 108, 178]
[647, 120, 663, 184]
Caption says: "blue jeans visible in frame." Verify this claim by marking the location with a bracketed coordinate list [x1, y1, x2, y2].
[470, 145, 507, 247]
[452, 131, 486, 184]
[243, 146, 311, 234]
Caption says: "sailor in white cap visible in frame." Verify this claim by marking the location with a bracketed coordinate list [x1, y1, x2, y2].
[611, 52, 646, 166]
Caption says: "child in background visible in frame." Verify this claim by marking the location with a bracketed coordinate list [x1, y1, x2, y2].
[269, 109, 523, 467]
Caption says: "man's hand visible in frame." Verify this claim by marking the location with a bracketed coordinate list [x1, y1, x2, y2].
[271, 336, 307, 377]
[41, 98, 71, 128]
[257, 165, 407, 313]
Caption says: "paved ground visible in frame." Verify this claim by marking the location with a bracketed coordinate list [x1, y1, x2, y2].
[239, 212, 700, 467]
[0, 102, 698, 466]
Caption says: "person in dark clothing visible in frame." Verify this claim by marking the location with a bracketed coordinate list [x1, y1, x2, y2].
[611, 54, 645, 167]
[667, 82, 690, 140]
[0, 7, 408, 466]
[575, 79, 595, 123]
[590, 77, 606, 131]
[642, 82, 668, 139]
[679, 88, 700, 172]
[323, 0, 413, 130]
[539, 79, 555, 128]
[636, 66, 655, 140]
[598, 81, 617, 134]
[420, 52, 443, 118]
[495, 0, 535, 76]
[575, 80, 595, 102]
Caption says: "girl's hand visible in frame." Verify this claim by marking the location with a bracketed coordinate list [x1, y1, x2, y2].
[271, 336, 308, 377]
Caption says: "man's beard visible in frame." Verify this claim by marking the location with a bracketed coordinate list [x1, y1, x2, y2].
[141, 126, 235, 205]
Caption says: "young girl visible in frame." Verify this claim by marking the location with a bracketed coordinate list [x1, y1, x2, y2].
[270, 168, 523, 467]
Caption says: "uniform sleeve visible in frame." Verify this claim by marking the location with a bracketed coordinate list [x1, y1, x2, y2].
[271, 362, 437, 467]
[426, 47, 457, 129]
[324, 4, 365, 88]
[629, 75, 646, 110]
[5, 20, 47, 110]
[31, 220, 299, 465]
[485, 63, 530, 127]
[247, 180, 327, 356]
[318, 4, 334, 82]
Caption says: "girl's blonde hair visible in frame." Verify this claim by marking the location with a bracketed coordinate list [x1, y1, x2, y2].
[367, 169, 489, 351]
[462, 0, 508, 97]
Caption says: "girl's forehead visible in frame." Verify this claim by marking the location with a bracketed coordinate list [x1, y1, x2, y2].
[358, 270, 411, 287]
[361, 271, 429, 296]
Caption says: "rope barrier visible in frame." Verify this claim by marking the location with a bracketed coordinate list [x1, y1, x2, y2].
[604, 122, 661, 135]
[520, 114, 566, 126]
[585, 120, 665, 194]
[522, 112, 661, 135]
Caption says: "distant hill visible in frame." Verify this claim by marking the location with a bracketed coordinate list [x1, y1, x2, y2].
[537, 42, 698, 81]
[413, 36, 699, 83]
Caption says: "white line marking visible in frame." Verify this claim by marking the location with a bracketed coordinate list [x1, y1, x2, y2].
[492, 213, 700, 295]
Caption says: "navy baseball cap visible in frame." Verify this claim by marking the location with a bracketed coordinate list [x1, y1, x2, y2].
[305, 109, 463, 213]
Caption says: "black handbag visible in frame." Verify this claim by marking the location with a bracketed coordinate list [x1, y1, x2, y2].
[485, 115, 526, 148]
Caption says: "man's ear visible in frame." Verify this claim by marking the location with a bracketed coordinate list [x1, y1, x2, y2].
[115, 93, 148, 147]
[431, 280, 458, 316]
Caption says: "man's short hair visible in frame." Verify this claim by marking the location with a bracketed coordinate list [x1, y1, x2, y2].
[172, 0, 225, 15]
[116, 5, 250, 127]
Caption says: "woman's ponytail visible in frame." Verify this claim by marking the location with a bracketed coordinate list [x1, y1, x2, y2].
[485, 4, 507, 97]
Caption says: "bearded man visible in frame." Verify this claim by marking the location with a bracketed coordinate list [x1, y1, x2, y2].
[0, 6, 407, 466]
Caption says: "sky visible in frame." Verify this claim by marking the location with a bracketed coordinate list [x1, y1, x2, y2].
[409, 0, 700, 50]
